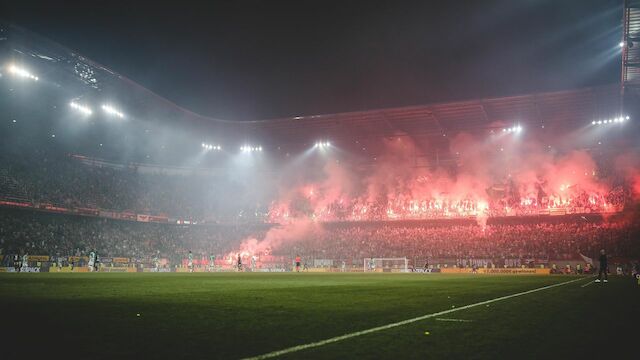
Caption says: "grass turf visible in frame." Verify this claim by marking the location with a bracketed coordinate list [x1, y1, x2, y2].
[0, 273, 637, 359]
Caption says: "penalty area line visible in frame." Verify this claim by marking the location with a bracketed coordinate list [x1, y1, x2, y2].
[240, 277, 585, 360]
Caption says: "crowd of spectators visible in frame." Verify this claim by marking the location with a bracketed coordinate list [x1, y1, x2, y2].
[1, 147, 637, 269]
[276, 220, 637, 264]
[268, 186, 630, 223]
[1, 206, 637, 268]
[0, 150, 632, 224]
[0, 150, 268, 222]
[0, 207, 265, 265]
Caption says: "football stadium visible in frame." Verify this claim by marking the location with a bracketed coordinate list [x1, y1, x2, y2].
[1, 1, 640, 359]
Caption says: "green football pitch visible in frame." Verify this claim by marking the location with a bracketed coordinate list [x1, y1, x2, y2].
[1, 273, 637, 359]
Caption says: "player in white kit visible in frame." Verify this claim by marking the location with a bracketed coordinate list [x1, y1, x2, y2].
[20, 253, 29, 272]
[88, 251, 96, 272]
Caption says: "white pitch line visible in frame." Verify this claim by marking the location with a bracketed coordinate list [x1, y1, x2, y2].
[435, 318, 473, 322]
[579, 275, 598, 288]
[241, 277, 586, 360]
[581, 280, 596, 288]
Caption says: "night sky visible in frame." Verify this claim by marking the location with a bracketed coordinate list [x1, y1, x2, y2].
[1, 0, 624, 121]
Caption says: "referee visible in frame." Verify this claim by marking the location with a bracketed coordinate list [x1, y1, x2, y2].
[595, 249, 608, 283]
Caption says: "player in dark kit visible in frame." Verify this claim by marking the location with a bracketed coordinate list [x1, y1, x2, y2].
[595, 249, 608, 283]
[13, 253, 20, 272]
[295, 255, 301, 272]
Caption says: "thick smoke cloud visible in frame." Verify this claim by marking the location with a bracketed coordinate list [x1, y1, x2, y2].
[230, 219, 322, 259]
[232, 131, 636, 256]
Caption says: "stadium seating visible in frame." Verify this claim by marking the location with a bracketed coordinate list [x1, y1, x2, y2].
[1, 206, 637, 268]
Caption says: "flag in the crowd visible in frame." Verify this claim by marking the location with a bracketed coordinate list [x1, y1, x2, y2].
[579, 253, 593, 265]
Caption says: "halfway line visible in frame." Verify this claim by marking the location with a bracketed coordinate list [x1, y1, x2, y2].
[241, 276, 586, 360]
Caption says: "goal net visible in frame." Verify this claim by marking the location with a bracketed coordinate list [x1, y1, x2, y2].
[363, 257, 408, 273]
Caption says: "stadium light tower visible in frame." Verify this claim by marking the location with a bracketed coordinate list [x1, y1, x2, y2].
[240, 145, 262, 153]
[590, 115, 630, 126]
[314, 141, 332, 149]
[69, 101, 93, 116]
[502, 125, 523, 133]
[101, 104, 125, 119]
[7, 64, 38, 81]
[202, 143, 222, 151]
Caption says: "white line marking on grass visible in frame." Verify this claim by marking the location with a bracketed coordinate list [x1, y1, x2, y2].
[241, 277, 585, 360]
[435, 318, 473, 322]
[580, 276, 597, 288]
[580, 281, 595, 288]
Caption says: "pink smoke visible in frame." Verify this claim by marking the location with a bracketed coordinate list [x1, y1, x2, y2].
[238, 130, 636, 254]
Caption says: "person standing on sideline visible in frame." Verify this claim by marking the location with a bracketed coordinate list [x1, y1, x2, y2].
[595, 249, 608, 283]
[237, 253, 243, 272]
[20, 253, 28, 272]
[13, 253, 20, 272]
[188, 251, 194, 273]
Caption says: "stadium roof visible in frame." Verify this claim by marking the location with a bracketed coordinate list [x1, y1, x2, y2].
[0, 23, 625, 148]
[249, 85, 620, 146]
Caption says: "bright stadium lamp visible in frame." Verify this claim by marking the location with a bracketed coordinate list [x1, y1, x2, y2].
[240, 145, 260, 153]
[202, 143, 221, 151]
[70, 101, 93, 116]
[7, 64, 38, 81]
[101, 104, 125, 119]
[315, 141, 332, 149]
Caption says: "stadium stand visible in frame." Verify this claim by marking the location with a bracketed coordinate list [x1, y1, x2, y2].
[1, 23, 639, 273]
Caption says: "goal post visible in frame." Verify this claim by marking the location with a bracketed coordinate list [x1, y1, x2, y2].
[363, 257, 409, 273]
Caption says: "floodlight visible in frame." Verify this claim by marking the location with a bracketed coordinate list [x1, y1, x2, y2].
[70, 102, 93, 116]
[101, 104, 125, 118]
[7, 64, 38, 81]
